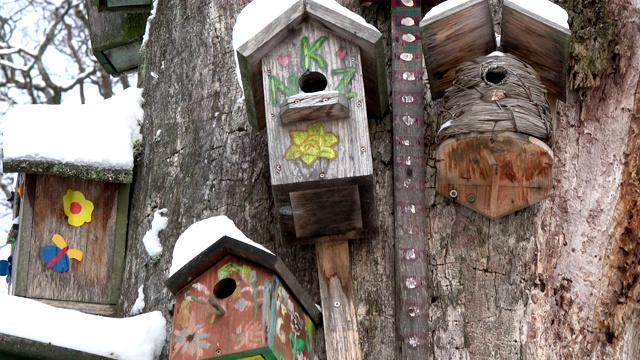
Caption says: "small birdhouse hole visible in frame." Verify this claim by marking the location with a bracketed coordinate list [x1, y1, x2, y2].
[483, 65, 508, 85]
[299, 71, 328, 93]
[213, 278, 237, 299]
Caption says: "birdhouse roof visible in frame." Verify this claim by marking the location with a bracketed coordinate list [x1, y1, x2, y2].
[165, 235, 323, 326]
[234, 0, 387, 130]
[1, 87, 143, 183]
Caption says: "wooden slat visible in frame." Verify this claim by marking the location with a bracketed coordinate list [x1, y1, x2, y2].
[280, 91, 350, 124]
[392, 0, 430, 357]
[502, 0, 570, 102]
[316, 240, 362, 360]
[419, 0, 495, 99]
[0, 333, 111, 360]
[2, 159, 132, 183]
[37, 299, 116, 317]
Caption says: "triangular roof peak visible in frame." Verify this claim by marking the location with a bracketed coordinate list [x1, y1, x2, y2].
[236, 0, 387, 130]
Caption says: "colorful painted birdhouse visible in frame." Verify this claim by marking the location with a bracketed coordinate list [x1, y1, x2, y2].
[85, 0, 150, 75]
[1, 88, 143, 316]
[420, 0, 570, 218]
[166, 236, 322, 360]
[236, 0, 388, 244]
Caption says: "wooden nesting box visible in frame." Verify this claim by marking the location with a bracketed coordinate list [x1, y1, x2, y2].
[1, 90, 141, 316]
[166, 236, 322, 360]
[421, 0, 569, 218]
[237, 0, 388, 244]
[85, 0, 150, 75]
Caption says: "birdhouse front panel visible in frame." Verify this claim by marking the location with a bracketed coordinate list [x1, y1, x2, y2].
[12, 174, 127, 309]
[170, 255, 316, 360]
[261, 20, 377, 244]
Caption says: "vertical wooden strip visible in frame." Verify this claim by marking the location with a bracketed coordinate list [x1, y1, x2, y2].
[316, 240, 362, 360]
[392, 0, 430, 357]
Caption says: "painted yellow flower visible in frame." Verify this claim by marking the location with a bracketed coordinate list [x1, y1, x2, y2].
[62, 190, 94, 227]
[284, 122, 339, 166]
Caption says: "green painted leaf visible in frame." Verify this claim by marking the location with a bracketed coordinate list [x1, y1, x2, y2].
[322, 132, 339, 146]
[290, 130, 308, 145]
[318, 147, 337, 160]
[284, 145, 303, 160]
[307, 122, 324, 135]
[301, 154, 318, 166]
[345, 92, 356, 99]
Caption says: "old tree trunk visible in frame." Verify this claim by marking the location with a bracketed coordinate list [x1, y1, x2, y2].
[117, 0, 640, 359]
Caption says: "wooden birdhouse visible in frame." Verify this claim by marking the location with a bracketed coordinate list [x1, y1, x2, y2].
[420, 0, 570, 218]
[166, 236, 322, 360]
[236, 0, 388, 244]
[85, 0, 150, 75]
[98, 0, 152, 12]
[1, 88, 142, 316]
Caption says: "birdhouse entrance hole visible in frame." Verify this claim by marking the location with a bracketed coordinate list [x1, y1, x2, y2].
[299, 71, 327, 93]
[213, 278, 237, 299]
[483, 66, 508, 85]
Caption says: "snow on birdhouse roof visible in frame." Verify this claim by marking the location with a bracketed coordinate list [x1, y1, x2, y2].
[165, 215, 322, 326]
[0, 294, 165, 360]
[1, 87, 143, 183]
[233, 0, 387, 130]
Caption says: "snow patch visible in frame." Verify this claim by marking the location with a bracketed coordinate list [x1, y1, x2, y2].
[131, 285, 145, 316]
[423, 0, 474, 21]
[488, 51, 505, 57]
[2, 87, 143, 171]
[169, 215, 273, 276]
[0, 295, 166, 360]
[142, 0, 159, 46]
[142, 208, 168, 260]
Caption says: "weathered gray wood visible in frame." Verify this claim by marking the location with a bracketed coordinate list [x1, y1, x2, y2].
[237, 0, 387, 130]
[2, 159, 132, 183]
[85, 0, 148, 74]
[280, 91, 350, 124]
[502, 0, 570, 102]
[316, 240, 362, 360]
[0, 333, 111, 360]
[37, 299, 116, 317]
[419, 0, 495, 99]
[98, 0, 151, 12]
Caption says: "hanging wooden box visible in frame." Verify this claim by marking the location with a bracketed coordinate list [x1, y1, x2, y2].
[85, 0, 149, 75]
[166, 236, 322, 360]
[237, 0, 388, 244]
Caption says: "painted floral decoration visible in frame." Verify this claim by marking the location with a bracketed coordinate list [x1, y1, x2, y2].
[63, 189, 94, 227]
[172, 323, 211, 356]
[284, 122, 339, 166]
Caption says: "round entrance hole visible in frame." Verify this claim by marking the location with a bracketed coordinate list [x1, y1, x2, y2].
[299, 71, 327, 93]
[483, 66, 508, 85]
[213, 278, 237, 299]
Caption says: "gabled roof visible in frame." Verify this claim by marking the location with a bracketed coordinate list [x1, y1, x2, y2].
[236, 0, 388, 130]
[165, 236, 323, 326]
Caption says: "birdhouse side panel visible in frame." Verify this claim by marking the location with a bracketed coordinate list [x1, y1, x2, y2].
[171, 256, 315, 359]
[19, 174, 118, 304]
[263, 21, 373, 187]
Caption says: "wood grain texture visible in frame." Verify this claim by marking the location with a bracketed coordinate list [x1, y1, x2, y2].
[98, 0, 151, 12]
[435, 132, 554, 219]
[316, 241, 362, 360]
[280, 91, 350, 124]
[2, 159, 132, 183]
[419, 0, 495, 99]
[0, 333, 111, 360]
[502, 0, 570, 102]
[37, 299, 116, 317]
[237, 0, 387, 130]
[15, 175, 120, 304]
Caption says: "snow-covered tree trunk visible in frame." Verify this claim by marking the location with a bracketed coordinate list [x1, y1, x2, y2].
[118, 0, 640, 359]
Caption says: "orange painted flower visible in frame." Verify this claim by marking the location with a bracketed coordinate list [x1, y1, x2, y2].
[63, 190, 94, 227]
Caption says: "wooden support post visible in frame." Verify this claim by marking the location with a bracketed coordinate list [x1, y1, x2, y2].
[316, 240, 362, 360]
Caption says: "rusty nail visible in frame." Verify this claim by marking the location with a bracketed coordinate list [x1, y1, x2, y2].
[216, 349, 222, 355]
[467, 194, 475, 203]
[361, 146, 366, 153]
[449, 189, 458, 198]
[276, 164, 282, 171]
[357, 101, 362, 107]
[270, 113, 275, 119]
[323, 98, 328, 102]
[294, 99, 300, 104]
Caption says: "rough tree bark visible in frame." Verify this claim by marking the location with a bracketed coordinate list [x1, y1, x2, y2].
[117, 0, 640, 359]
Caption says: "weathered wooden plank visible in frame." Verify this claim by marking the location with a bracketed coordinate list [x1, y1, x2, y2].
[0, 333, 111, 360]
[20, 175, 118, 304]
[435, 132, 554, 218]
[2, 159, 132, 183]
[109, 184, 129, 304]
[280, 91, 350, 124]
[98, 0, 151, 12]
[37, 299, 116, 317]
[316, 240, 362, 360]
[392, 0, 430, 356]
[419, 0, 495, 99]
[502, 0, 570, 102]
